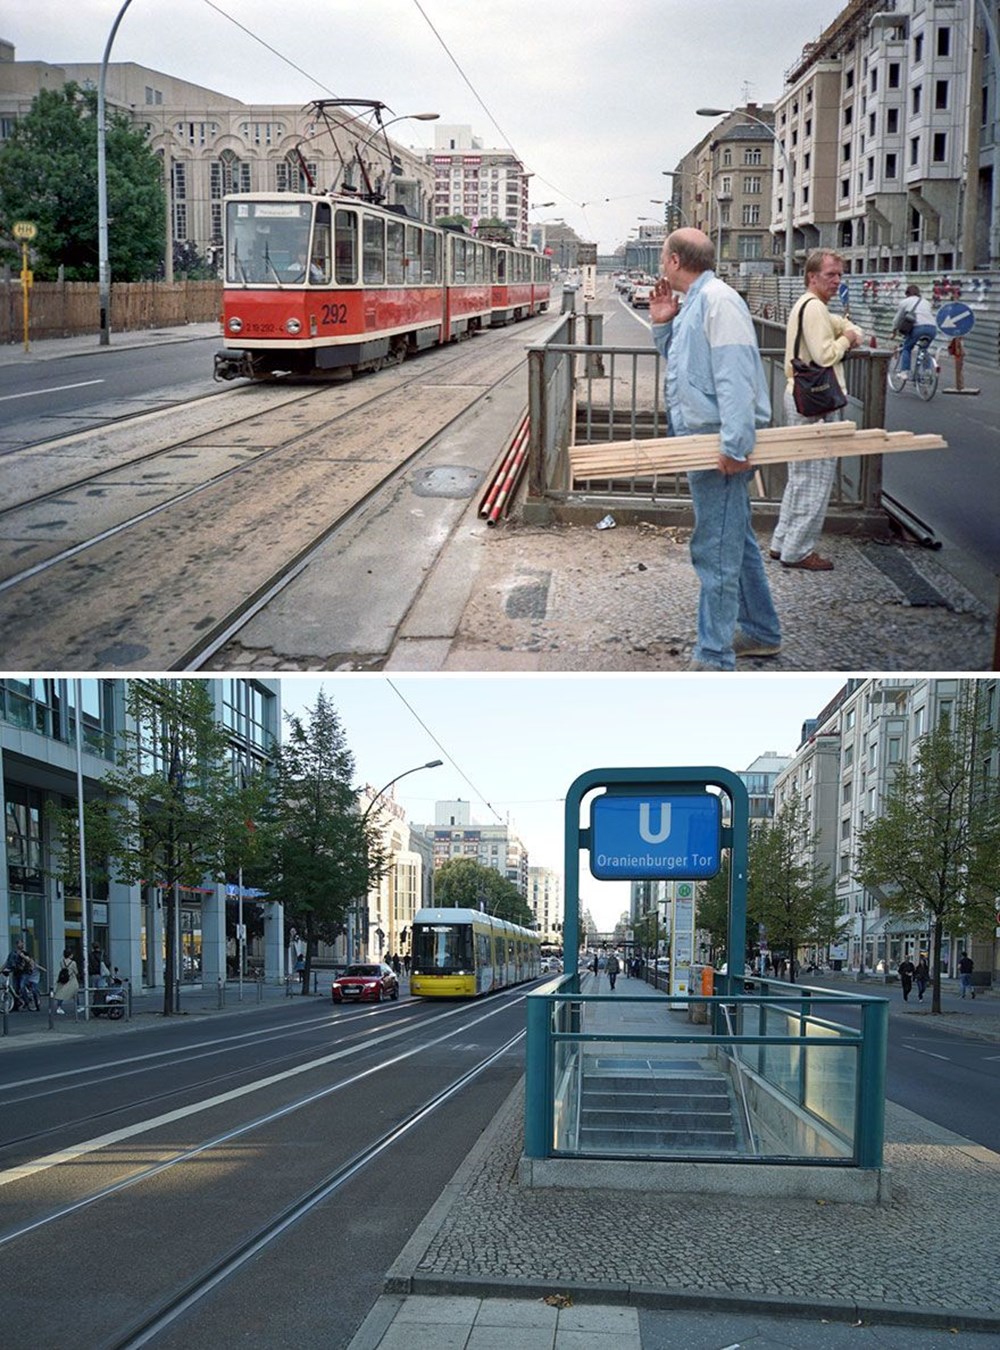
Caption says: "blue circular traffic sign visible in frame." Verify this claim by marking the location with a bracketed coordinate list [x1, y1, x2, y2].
[936, 300, 975, 337]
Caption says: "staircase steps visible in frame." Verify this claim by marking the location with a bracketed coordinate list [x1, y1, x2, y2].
[578, 1071, 742, 1155]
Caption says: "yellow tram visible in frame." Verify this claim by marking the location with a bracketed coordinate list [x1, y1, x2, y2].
[409, 907, 541, 998]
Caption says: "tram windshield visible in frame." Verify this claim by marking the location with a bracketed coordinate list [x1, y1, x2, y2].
[225, 200, 326, 285]
[412, 922, 474, 973]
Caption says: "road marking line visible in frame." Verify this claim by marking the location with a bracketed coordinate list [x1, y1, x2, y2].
[0, 379, 104, 402]
[903, 1044, 950, 1060]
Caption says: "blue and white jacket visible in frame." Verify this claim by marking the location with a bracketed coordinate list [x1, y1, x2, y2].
[651, 271, 770, 462]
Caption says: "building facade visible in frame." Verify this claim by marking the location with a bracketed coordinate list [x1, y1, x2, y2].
[360, 787, 435, 962]
[429, 124, 530, 244]
[527, 866, 563, 943]
[1, 677, 282, 992]
[0, 45, 437, 271]
[423, 800, 530, 896]
[773, 677, 999, 978]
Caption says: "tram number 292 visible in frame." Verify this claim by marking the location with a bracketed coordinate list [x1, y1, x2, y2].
[321, 302, 349, 326]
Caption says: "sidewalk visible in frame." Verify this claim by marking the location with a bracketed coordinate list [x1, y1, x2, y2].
[0, 321, 221, 365]
[351, 975, 1000, 1347]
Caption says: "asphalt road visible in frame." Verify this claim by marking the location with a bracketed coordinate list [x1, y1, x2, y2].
[1, 990, 529, 1348]
[0, 336, 222, 450]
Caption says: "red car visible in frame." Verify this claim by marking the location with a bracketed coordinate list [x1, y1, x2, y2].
[331, 963, 399, 1004]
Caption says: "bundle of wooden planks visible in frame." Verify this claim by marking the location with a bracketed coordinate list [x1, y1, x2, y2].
[569, 422, 947, 482]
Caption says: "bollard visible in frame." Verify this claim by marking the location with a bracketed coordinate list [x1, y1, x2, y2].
[125, 979, 132, 1022]
[942, 336, 980, 395]
[217, 977, 225, 1010]
[48, 987, 55, 1029]
[257, 974, 264, 1004]
[2, 1005, 6, 1037]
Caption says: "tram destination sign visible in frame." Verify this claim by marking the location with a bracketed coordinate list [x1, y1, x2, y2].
[589, 792, 722, 881]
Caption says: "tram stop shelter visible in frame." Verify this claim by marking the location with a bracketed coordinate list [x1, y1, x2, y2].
[521, 766, 890, 1204]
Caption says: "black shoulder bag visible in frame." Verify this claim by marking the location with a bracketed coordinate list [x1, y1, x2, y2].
[791, 297, 848, 418]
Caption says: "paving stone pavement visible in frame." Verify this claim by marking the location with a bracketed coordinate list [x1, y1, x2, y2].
[392, 517, 996, 672]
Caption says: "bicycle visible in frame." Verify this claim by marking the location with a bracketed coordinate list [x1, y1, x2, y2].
[1, 970, 25, 1014]
[886, 334, 939, 401]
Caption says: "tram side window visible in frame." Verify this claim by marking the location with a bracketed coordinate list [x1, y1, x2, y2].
[362, 214, 385, 284]
[497, 250, 507, 283]
[451, 237, 466, 283]
[311, 203, 331, 284]
[422, 231, 439, 283]
[405, 225, 421, 283]
[387, 219, 405, 285]
[335, 210, 358, 284]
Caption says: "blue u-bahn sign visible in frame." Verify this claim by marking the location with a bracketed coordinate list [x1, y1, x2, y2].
[589, 792, 722, 880]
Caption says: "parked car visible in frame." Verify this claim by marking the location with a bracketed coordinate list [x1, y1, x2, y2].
[331, 962, 399, 1003]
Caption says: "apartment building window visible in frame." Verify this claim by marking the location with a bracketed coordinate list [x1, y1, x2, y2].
[914, 33, 923, 63]
[738, 234, 762, 259]
[937, 27, 950, 57]
[804, 152, 811, 171]
[869, 113, 876, 137]
[867, 157, 874, 182]
[914, 706, 926, 737]
[743, 175, 761, 194]
[741, 204, 760, 225]
[885, 152, 897, 178]
[887, 107, 899, 134]
[172, 202, 187, 241]
[888, 63, 900, 89]
[744, 147, 761, 165]
[870, 69, 878, 93]
[844, 105, 853, 127]
[933, 132, 947, 163]
[935, 80, 949, 111]
[842, 781, 852, 804]
[845, 69, 854, 90]
[888, 736, 902, 763]
[723, 147, 732, 166]
[912, 85, 922, 115]
[804, 118, 812, 137]
[841, 817, 851, 840]
[843, 141, 851, 162]
[844, 745, 854, 767]
[840, 178, 850, 199]
[910, 136, 920, 166]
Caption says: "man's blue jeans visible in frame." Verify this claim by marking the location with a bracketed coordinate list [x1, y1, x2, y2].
[688, 467, 781, 669]
[899, 323, 937, 372]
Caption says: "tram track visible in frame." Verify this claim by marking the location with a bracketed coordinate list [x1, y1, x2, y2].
[0, 323, 542, 669]
[0, 995, 528, 1348]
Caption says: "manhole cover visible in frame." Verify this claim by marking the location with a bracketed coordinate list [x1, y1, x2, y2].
[411, 465, 484, 499]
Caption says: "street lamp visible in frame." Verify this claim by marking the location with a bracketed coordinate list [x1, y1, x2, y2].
[349, 758, 443, 963]
[696, 107, 794, 278]
[97, 0, 136, 346]
[349, 112, 439, 203]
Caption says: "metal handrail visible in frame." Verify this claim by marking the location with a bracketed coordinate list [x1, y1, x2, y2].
[719, 1000, 759, 1156]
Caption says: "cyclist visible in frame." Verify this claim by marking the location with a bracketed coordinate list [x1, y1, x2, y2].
[891, 284, 937, 384]
[1, 938, 28, 1009]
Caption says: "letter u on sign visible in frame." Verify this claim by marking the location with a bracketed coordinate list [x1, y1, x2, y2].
[639, 802, 671, 843]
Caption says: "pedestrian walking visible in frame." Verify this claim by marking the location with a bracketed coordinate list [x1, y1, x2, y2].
[606, 952, 620, 991]
[649, 228, 781, 670]
[55, 948, 80, 1016]
[770, 249, 862, 572]
[914, 954, 930, 1002]
[897, 956, 915, 1002]
[958, 951, 975, 999]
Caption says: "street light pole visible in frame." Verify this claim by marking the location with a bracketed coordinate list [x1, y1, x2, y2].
[696, 107, 794, 278]
[349, 759, 443, 964]
[97, 0, 135, 346]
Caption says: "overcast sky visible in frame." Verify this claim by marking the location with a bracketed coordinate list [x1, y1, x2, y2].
[278, 673, 846, 928]
[6, 0, 845, 252]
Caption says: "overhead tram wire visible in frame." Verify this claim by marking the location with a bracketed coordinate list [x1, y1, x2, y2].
[200, 0, 340, 97]
[384, 678, 507, 825]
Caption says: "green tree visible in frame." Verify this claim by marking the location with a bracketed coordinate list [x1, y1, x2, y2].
[698, 857, 732, 963]
[434, 214, 472, 233]
[475, 217, 515, 244]
[256, 690, 382, 992]
[748, 792, 840, 981]
[854, 686, 1000, 1014]
[49, 680, 260, 1016]
[0, 83, 165, 281]
[432, 857, 533, 926]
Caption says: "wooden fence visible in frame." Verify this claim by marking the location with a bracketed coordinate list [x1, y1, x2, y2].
[0, 280, 222, 344]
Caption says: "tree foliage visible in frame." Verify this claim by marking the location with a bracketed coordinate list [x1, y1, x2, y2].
[0, 83, 165, 280]
[854, 686, 1000, 1013]
[432, 857, 533, 926]
[747, 791, 842, 981]
[256, 690, 383, 990]
[49, 680, 262, 1016]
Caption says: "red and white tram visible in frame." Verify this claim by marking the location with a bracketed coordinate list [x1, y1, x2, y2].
[214, 192, 551, 382]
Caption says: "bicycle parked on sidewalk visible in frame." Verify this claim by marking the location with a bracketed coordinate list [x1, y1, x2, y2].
[886, 334, 939, 401]
[1, 969, 26, 1013]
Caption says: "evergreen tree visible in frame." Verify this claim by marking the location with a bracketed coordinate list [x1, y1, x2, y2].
[0, 83, 165, 280]
[256, 690, 382, 991]
[854, 685, 1000, 1014]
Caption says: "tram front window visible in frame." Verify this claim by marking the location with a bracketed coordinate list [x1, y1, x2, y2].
[225, 200, 313, 284]
[412, 923, 474, 973]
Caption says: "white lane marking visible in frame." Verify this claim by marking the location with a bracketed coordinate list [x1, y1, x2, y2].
[0, 379, 105, 402]
[0, 995, 519, 1190]
[903, 1043, 950, 1061]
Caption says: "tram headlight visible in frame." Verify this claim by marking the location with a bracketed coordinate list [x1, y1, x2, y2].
[227, 316, 243, 333]
[284, 317, 302, 334]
